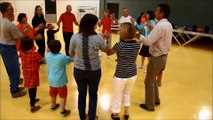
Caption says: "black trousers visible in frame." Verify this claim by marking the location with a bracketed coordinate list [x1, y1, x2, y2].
[74, 68, 101, 120]
[28, 87, 37, 107]
[35, 34, 45, 57]
[63, 32, 73, 56]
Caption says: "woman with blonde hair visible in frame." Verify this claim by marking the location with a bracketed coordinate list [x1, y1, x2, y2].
[107, 23, 140, 120]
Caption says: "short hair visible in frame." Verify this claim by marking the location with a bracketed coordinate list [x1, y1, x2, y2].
[0, 2, 11, 14]
[79, 14, 98, 36]
[158, 4, 171, 19]
[20, 36, 34, 51]
[17, 13, 26, 23]
[48, 40, 61, 53]
[146, 10, 155, 20]
[120, 22, 136, 39]
[46, 24, 52, 28]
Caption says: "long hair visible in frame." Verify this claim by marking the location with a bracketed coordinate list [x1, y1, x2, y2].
[79, 14, 98, 36]
[103, 9, 110, 18]
[34, 5, 44, 17]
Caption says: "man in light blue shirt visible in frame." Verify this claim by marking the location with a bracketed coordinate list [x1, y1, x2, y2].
[46, 40, 72, 117]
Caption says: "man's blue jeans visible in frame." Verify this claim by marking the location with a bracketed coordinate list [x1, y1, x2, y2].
[0, 43, 20, 94]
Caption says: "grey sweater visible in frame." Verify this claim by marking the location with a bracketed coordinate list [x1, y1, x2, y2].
[69, 33, 108, 71]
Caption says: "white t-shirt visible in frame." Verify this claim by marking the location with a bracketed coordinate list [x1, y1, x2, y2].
[0, 18, 23, 45]
[118, 16, 132, 24]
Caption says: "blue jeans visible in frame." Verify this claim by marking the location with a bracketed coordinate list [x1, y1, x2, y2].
[74, 68, 101, 120]
[0, 44, 20, 94]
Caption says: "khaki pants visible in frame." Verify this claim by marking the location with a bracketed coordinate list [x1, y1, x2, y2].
[145, 55, 167, 110]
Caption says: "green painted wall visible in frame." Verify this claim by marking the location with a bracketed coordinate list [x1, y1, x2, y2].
[99, 0, 213, 30]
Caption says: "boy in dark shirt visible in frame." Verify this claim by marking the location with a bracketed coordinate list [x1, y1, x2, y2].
[47, 24, 60, 44]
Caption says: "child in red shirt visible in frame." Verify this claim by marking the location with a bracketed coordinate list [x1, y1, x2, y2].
[99, 9, 112, 48]
[19, 36, 44, 113]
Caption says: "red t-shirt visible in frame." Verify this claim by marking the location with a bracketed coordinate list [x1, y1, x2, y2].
[101, 17, 112, 34]
[59, 12, 77, 32]
[16, 23, 36, 51]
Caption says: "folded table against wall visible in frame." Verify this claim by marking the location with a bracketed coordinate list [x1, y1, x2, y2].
[173, 29, 213, 46]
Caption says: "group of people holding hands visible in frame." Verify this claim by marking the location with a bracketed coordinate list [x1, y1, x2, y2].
[0, 2, 173, 120]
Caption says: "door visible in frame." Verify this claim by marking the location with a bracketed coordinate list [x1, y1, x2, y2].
[45, 0, 56, 23]
[107, 3, 119, 19]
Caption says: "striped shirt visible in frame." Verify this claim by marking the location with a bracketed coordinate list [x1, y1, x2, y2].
[113, 40, 140, 78]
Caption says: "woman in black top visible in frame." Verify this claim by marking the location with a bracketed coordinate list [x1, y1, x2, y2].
[32, 5, 46, 58]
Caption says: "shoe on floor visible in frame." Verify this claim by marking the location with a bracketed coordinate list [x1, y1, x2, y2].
[50, 104, 60, 111]
[84, 114, 98, 120]
[124, 114, 129, 120]
[60, 109, 71, 117]
[18, 87, 25, 91]
[155, 102, 160, 106]
[12, 90, 26, 98]
[111, 114, 120, 120]
[31, 106, 41, 113]
[19, 78, 23, 84]
[139, 104, 155, 111]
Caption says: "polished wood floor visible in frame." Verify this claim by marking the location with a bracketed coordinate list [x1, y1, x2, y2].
[0, 26, 212, 120]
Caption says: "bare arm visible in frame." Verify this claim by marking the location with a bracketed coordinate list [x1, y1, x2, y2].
[98, 20, 102, 27]
[74, 21, 79, 26]
[57, 19, 61, 26]
[107, 48, 116, 56]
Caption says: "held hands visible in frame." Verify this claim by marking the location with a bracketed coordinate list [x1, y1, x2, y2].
[146, 23, 153, 30]
[57, 23, 60, 28]
[34, 33, 43, 40]
[135, 31, 140, 40]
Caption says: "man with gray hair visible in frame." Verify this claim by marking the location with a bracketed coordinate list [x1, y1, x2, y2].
[0, 2, 26, 98]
